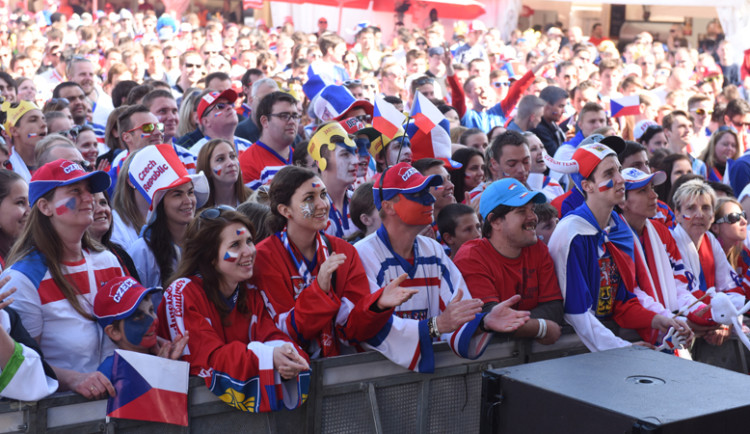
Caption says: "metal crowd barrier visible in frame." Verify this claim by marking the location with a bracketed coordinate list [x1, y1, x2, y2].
[0, 330, 592, 434]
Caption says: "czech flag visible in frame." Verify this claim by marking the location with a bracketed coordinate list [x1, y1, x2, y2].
[107, 350, 190, 426]
[373, 95, 406, 139]
[407, 118, 461, 169]
[410, 91, 445, 134]
[610, 95, 641, 117]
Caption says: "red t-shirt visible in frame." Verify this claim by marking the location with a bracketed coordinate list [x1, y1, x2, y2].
[453, 238, 563, 310]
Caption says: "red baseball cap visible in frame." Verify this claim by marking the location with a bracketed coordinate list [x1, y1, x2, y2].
[29, 159, 111, 206]
[94, 276, 161, 327]
[197, 89, 238, 120]
[373, 162, 443, 210]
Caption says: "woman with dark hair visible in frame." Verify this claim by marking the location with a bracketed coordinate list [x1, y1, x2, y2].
[87, 191, 140, 280]
[127, 144, 209, 287]
[2, 159, 124, 399]
[252, 165, 415, 358]
[700, 127, 741, 182]
[0, 170, 28, 269]
[196, 138, 250, 208]
[158, 207, 311, 413]
[450, 147, 485, 204]
[711, 197, 750, 295]
[637, 124, 669, 155]
[654, 153, 693, 204]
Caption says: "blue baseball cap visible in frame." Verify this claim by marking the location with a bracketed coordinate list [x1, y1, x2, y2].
[479, 178, 546, 219]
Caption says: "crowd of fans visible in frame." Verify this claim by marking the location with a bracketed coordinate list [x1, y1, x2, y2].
[0, 3, 749, 416]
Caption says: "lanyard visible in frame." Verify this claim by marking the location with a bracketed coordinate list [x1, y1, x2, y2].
[276, 230, 329, 292]
[327, 194, 350, 238]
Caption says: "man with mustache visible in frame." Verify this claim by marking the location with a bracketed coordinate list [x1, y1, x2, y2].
[454, 178, 564, 346]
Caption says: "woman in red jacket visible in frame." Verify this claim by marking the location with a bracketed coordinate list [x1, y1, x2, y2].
[158, 207, 310, 413]
[252, 166, 415, 358]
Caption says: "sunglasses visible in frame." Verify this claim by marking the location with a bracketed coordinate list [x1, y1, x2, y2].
[691, 108, 713, 116]
[61, 125, 84, 140]
[200, 204, 236, 220]
[184, 62, 202, 69]
[126, 122, 164, 134]
[204, 102, 233, 117]
[343, 79, 362, 87]
[414, 77, 434, 87]
[715, 211, 747, 225]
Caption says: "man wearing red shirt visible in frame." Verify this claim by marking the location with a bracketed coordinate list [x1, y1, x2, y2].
[454, 178, 564, 344]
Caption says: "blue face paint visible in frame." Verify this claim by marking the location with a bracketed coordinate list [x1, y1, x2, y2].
[123, 300, 157, 347]
[403, 190, 436, 206]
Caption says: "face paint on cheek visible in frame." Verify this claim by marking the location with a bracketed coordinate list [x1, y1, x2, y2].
[28, 133, 38, 138]
[598, 179, 614, 192]
[300, 202, 314, 218]
[393, 197, 433, 225]
[54, 196, 77, 215]
[213, 167, 222, 176]
[123, 314, 156, 347]
[223, 250, 239, 262]
[682, 214, 692, 221]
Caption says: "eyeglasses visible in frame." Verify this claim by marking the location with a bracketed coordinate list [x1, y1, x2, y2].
[184, 62, 202, 69]
[691, 108, 713, 116]
[343, 79, 362, 87]
[125, 122, 164, 134]
[715, 211, 747, 224]
[199, 205, 236, 220]
[268, 112, 302, 122]
[732, 120, 750, 129]
[492, 81, 510, 88]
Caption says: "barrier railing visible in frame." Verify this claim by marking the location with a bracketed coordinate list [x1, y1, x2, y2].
[1, 331, 592, 434]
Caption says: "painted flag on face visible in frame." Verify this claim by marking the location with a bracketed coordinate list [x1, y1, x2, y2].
[54, 197, 77, 215]
[598, 179, 614, 192]
[107, 350, 190, 426]
[610, 95, 641, 117]
[223, 251, 239, 262]
[373, 95, 406, 139]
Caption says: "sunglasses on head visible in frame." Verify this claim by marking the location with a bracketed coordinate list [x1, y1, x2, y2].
[715, 211, 746, 225]
[200, 205, 236, 220]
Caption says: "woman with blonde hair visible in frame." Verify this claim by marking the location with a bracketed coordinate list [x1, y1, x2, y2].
[700, 127, 741, 183]
[110, 151, 148, 250]
[196, 138, 250, 208]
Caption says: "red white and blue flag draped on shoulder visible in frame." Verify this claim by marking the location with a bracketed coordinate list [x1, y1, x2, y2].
[106, 350, 190, 426]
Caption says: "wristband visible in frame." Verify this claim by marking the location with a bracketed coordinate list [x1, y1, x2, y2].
[429, 317, 441, 338]
[536, 319, 547, 339]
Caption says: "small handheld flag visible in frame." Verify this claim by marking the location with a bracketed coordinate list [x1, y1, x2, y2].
[610, 95, 641, 118]
[107, 350, 190, 426]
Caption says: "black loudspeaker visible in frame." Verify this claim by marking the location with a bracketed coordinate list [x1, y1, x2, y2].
[481, 346, 750, 434]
